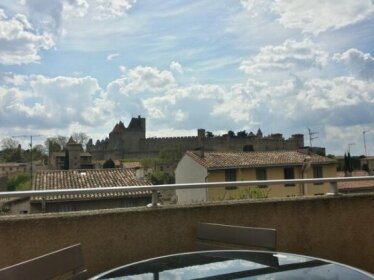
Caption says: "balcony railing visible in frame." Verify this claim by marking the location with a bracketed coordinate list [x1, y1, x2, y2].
[0, 176, 373, 207]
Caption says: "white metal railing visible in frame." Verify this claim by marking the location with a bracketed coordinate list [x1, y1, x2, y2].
[0, 176, 374, 208]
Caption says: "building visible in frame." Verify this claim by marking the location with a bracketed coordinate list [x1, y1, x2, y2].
[4, 168, 153, 214]
[0, 162, 27, 177]
[175, 150, 337, 204]
[49, 137, 94, 170]
[337, 171, 374, 194]
[86, 116, 306, 160]
[361, 156, 374, 175]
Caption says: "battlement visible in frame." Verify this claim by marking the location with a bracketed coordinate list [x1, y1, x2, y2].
[87, 117, 305, 160]
[146, 136, 197, 141]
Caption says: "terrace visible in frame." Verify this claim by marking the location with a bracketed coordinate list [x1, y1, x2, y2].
[0, 177, 373, 277]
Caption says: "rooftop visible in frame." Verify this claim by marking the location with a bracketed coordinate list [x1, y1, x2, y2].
[32, 168, 151, 201]
[337, 171, 374, 191]
[186, 150, 336, 170]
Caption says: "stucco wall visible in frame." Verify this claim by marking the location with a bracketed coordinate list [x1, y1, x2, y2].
[206, 164, 335, 201]
[0, 194, 373, 276]
[175, 154, 207, 203]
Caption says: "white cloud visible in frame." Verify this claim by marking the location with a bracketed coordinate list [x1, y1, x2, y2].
[271, 0, 374, 35]
[240, 0, 272, 17]
[107, 53, 120, 61]
[94, 0, 137, 20]
[119, 65, 127, 75]
[0, 74, 109, 129]
[333, 48, 374, 80]
[324, 125, 371, 155]
[63, 0, 89, 18]
[297, 77, 374, 110]
[240, 39, 328, 75]
[0, 9, 54, 64]
[170, 61, 183, 74]
[212, 79, 264, 123]
[107, 66, 176, 96]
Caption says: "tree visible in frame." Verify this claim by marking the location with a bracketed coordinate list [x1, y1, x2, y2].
[1, 138, 23, 162]
[1, 138, 19, 150]
[237, 130, 248, 138]
[71, 132, 89, 147]
[103, 158, 115, 168]
[206, 131, 214, 138]
[6, 173, 31, 191]
[227, 131, 235, 138]
[150, 171, 175, 185]
[45, 136, 68, 153]
[23, 144, 47, 162]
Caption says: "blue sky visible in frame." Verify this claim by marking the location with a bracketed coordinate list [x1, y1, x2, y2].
[0, 0, 374, 155]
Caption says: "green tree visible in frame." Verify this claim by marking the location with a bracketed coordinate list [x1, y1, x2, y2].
[23, 144, 47, 162]
[1, 138, 19, 150]
[103, 158, 115, 168]
[237, 130, 248, 138]
[227, 131, 235, 138]
[206, 131, 214, 138]
[6, 173, 31, 191]
[150, 171, 175, 185]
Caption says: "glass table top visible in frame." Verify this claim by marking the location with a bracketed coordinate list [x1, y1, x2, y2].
[92, 250, 374, 280]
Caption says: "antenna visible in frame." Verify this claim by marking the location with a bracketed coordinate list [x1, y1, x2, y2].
[11, 134, 43, 188]
[307, 128, 318, 147]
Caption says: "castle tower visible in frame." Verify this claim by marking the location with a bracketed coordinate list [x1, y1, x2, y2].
[65, 137, 83, 169]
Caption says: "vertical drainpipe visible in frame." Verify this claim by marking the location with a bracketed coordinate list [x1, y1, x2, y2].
[205, 171, 209, 202]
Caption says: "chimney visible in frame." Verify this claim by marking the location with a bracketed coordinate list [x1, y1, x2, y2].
[200, 146, 204, 158]
[135, 168, 144, 180]
[197, 128, 205, 158]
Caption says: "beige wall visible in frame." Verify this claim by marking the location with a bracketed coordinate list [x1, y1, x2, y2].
[175, 154, 208, 204]
[0, 194, 373, 276]
[206, 164, 336, 201]
[0, 164, 27, 177]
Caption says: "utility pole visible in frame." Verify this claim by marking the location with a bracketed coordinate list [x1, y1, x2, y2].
[363, 130, 369, 156]
[348, 142, 355, 154]
[307, 128, 318, 147]
[12, 135, 43, 188]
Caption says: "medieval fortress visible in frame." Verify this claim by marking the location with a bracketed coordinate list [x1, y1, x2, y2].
[86, 116, 305, 160]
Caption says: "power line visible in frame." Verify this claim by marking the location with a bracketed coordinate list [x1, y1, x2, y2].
[11, 135, 43, 188]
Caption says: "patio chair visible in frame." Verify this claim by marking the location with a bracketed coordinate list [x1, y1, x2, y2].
[0, 243, 87, 280]
[196, 222, 277, 251]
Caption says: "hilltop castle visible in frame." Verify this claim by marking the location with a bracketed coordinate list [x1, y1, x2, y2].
[86, 116, 305, 160]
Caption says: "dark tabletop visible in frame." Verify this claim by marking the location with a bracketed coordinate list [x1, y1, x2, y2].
[91, 250, 374, 280]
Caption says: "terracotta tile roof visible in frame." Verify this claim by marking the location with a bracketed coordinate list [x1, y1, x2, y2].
[337, 171, 374, 191]
[32, 168, 152, 201]
[186, 150, 336, 170]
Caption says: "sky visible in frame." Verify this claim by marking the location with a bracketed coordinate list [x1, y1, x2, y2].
[0, 0, 374, 156]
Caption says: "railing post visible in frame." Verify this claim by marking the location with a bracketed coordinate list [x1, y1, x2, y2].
[151, 190, 158, 207]
[41, 199, 46, 213]
[329, 181, 338, 195]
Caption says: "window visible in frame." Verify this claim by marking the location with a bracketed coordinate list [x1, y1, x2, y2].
[225, 169, 237, 190]
[313, 166, 323, 185]
[256, 168, 267, 188]
[284, 167, 295, 186]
